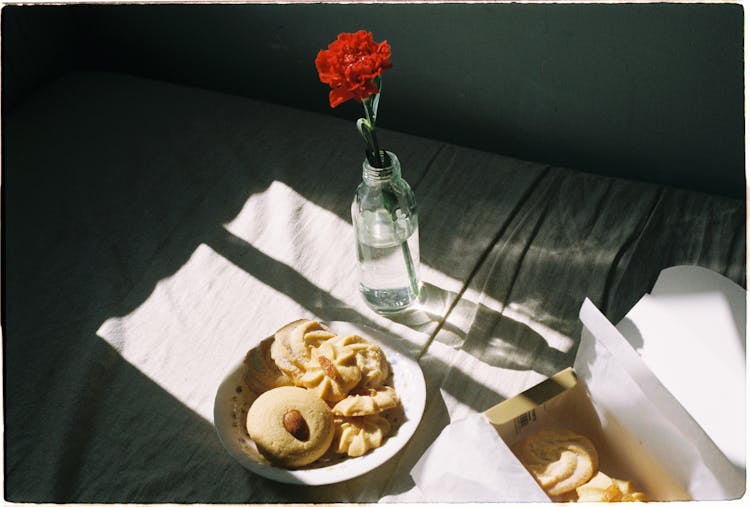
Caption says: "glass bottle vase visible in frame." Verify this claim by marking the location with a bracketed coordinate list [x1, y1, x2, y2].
[351, 150, 421, 313]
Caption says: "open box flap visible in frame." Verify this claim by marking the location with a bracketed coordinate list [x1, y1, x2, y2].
[616, 265, 746, 470]
[576, 298, 745, 500]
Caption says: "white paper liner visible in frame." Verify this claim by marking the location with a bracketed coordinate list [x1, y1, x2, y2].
[410, 411, 549, 502]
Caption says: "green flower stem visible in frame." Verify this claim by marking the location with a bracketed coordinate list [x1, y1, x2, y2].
[382, 185, 421, 300]
[361, 96, 384, 167]
[400, 230, 420, 298]
[359, 82, 420, 303]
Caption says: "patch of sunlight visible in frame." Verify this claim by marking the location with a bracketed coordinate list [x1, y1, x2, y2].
[96, 242, 312, 422]
[93, 181, 458, 423]
[222, 179, 464, 319]
[473, 287, 574, 353]
[424, 283, 576, 418]
[92, 179, 484, 424]
[504, 301, 577, 353]
[222, 180, 353, 291]
[429, 338, 546, 421]
[436, 283, 576, 355]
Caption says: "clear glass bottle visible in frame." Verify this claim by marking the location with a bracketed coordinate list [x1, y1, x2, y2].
[351, 150, 421, 313]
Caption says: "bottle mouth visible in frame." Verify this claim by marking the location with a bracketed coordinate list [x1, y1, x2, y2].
[363, 151, 399, 182]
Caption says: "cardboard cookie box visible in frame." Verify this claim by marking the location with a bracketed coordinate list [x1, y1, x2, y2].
[485, 367, 689, 501]
[483, 299, 744, 502]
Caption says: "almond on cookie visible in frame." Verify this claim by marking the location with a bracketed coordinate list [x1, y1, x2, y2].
[298, 340, 361, 403]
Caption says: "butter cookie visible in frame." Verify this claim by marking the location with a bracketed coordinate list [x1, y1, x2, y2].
[245, 386, 335, 468]
[299, 340, 361, 403]
[576, 471, 648, 502]
[331, 334, 390, 389]
[243, 336, 294, 394]
[331, 386, 399, 416]
[515, 429, 598, 496]
[269, 319, 309, 382]
[288, 320, 335, 364]
[332, 414, 392, 457]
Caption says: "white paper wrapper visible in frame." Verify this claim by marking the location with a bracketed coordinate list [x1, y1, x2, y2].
[409, 411, 549, 502]
[410, 294, 745, 501]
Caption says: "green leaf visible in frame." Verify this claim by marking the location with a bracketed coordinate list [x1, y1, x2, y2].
[356, 117, 371, 142]
[371, 94, 380, 124]
[372, 76, 383, 122]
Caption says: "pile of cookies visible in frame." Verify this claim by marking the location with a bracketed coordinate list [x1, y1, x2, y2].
[515, 429, 647, 502]
[243, 319, 401, 468]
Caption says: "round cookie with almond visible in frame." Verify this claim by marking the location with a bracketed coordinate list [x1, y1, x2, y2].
[246, 386, 335, 468]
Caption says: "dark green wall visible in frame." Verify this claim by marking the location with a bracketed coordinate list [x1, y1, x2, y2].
[3, 3, 745, 197]
[1, 6, 83, 110]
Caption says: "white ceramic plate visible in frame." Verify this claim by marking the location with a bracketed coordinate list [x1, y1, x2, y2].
[213, 321, 426, 485]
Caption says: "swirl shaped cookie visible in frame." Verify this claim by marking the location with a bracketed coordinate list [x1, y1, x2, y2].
[243, 336, 294, 394]
[332, 414, 392, 457]
[269, 319, 309, 382]
[245, 386, 335, 468]
[288, 320, 335, 364]
[299, 340, 361, 403]
[331, 334, 390, 389]
[515, 429, 598, 496]
[332, 386, 399, 416]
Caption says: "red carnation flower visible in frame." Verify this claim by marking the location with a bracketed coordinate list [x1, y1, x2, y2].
[315, 30, 393, 108]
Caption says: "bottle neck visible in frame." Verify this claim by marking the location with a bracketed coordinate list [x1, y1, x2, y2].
[362, 151, 400, 185]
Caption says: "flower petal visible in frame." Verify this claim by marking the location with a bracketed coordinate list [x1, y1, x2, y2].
[315, 30, 393, 108]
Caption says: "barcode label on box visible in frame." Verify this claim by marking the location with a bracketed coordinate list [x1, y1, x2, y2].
[514, 409, 537, 434]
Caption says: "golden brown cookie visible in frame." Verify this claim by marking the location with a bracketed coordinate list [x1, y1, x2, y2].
[245, 386, 335, 468]
[287, 320, 335, 364]
[549, 490, 580, 503]
[515, 429, 598, 496]
[243, 336, 294, 394]
[576, 472, 648, 502]
[615, 480, 647, 502]
[298, 340, 361, 403]
[269, 319, 309, 382]
[575, 471, 622, 502]
[332, 414, 392, 457]
[331, 386, 399, 416]
[331, 334, 390, 389]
